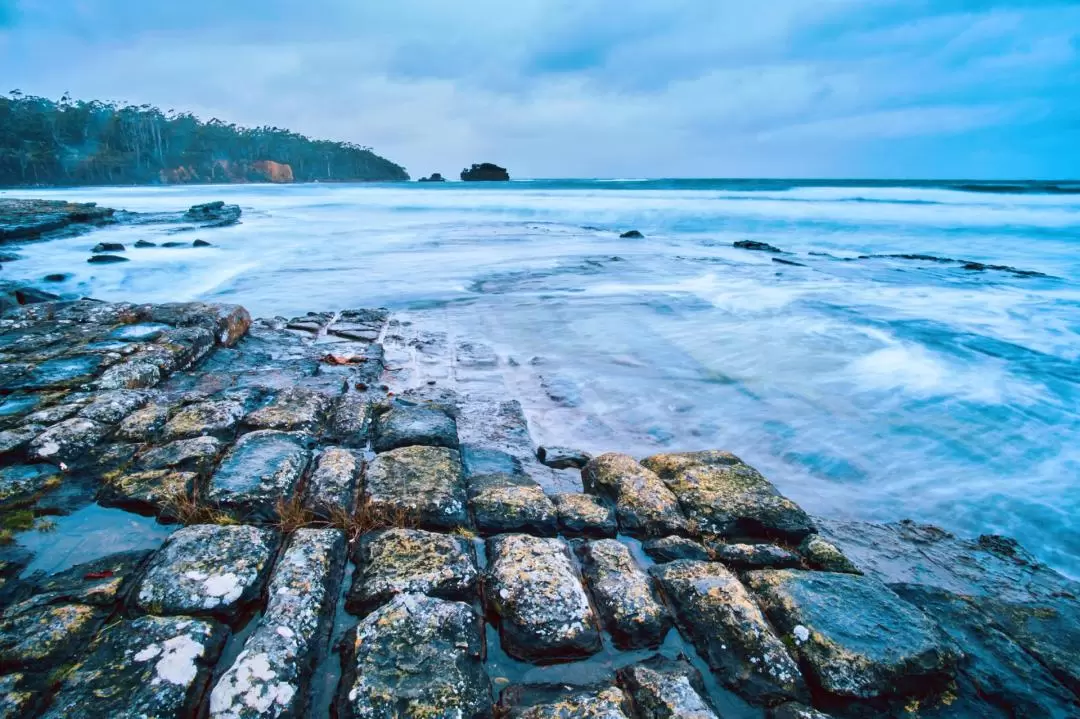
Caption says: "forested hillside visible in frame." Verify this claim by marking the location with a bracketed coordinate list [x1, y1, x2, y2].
[0, 92, 409, 186]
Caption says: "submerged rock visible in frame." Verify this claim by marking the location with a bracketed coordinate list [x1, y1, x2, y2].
[578, 539, 671, 649]
[336, 593, 492, 718]
[134, 239, 156, 248]
[552, 492, 617, 538]
[91, 242, 125, 253]
[362, 445, 468, 531]
[744, 569, 957, 699]
[617, 656, 720, 719]
[206, 430, 311, 522]
[87, 254, 129, 264]
[346, 527, 478, 616]
[734, 240, 783, 253]
[42, 615, 228, 719]
[650, 560, 807, 705]
[643, 450, 815, 541]
[209, 529, 346, 719]
[372, 401, 459, 452]
[133, 523, 279, 622]
[582, 453, 689, 537]
[485, 533, 601, 663]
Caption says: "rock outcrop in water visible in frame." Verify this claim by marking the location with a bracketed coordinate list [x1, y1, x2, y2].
[0, 294, 1077, 718]
[418, 172, 446, 182]
[461, 162, 510, 181]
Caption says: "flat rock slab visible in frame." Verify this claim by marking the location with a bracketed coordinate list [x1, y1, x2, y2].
[642, 536, 712, 563]
[708, 541, 803, 570]
[136, 435, 224, 476]
[582, 453, 689, 537]
[643, 451, 815, 541]
[29, 549, 151, 607]
[9, 354, 109, 392]
[372, 401, 459, 452]
[41, 615, 228, 719]
[303, 446, 360, 517]
[28, 417, 109, 464]
[578, 539, 671, 649]
[537, 445, 592, 470]
[0, 602, 106, 672]
[133, 524, 279, 622]
[362, 445, 468, 531]
[99, 469, 196, 517]
[346, 528, 478, 616]
[893, 583, 1079, 719]
[328, 394, 370, 446]
[468, 473, 558, 536]
[243, 387, 333, 433]
[552, 492, 617, 538]
[744, 569, 957, 699]
[498, 684, 631, 718]
[210, 529, 346, 719]
[161, 400, 245, 441]
[336, 593, 491, 719]
[650, 560, 807, 705]
[114, 403, 170, 441]
[485, 534, 601, 663]
[206, 430, 310, 521]
[617, 656, 720, 719]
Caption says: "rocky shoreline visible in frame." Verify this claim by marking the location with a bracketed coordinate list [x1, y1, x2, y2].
[0, 291, 1076, 719]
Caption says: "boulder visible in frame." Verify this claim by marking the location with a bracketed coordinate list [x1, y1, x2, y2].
[209, 529, 346, 719]
[642, 536, 712, 563]
[734, 240, 782, 253]
[578, 539, 671, 649]
[643, 450, 815, 541]
[708, 541, 803, 570]
[243, 387, 333, 434]
[192, 239, 212, 247]
[485, 534, 601, 663]
[43, 273, 72, 282]
[797, 534, 860, 574]
[460, 162, 510, 181]
[552, 492, 617, 537]
[134, 239, 157, 248]
[497, 684, 631, 718]
[161, 399, 245, 441]
[0, 602, 106, 672]
[467, 472, 558, 536]
[132, 523, 279, 623]
[650, 560, 807, 705]
[617, 656, 720, 719]
[41, 615, 228, 719]
[345, 527, 478, 616]
[14, 286, 60, 304]
[744, 569, 957, 699]
[582, 453, 689, 537]
[184, 201, 242, 226]
[620, 230, 645, 239]
[27, 417, 109, 464]
[536, 445, 592, 469]
[205, 430, 311, 521]
[91, 242, 125, 253]
[372, 401, 459, 452]
[303, 446, 360, 517]
[362, 445, 468, 531]
[335, 593, 492, 719]
[87, 254, 129, 263]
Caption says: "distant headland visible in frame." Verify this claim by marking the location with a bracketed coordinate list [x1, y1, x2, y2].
[0, 92, 409, 187]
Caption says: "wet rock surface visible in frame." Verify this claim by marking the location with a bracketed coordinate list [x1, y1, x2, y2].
[133, 523, 278, 622]
[651, 560, 808, 705]
[336, 593, 491, 719]
[1, 296, 1077, 718]
[42, 615, 228, 719]
[346, 527, 478, 616]
[744, 569, 957, 699]
[486, 533, 602, 663]
[578, 539, 671, 649]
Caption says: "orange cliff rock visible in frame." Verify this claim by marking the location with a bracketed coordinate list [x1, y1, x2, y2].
[252, 160, 294, 183]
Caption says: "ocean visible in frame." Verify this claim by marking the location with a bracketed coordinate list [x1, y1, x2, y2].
[3, 179, 1078, 577]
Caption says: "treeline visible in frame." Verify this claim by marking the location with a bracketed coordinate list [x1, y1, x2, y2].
[0, 92, 409, 186]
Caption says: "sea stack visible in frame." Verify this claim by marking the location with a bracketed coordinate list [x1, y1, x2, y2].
[461, 163, 510, 181]
[418, 173, 446, 183]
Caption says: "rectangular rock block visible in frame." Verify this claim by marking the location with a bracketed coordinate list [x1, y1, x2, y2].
[209, 528, 346, 719]
[206, 430, 311, 522]
[485, 533, 601, 663]
[578, 539, 671, 649]
[582, 453, 689, 537]
[362, 445, 468, 531]
[303, 446, 360, 518]
[243, 387, 334, 434]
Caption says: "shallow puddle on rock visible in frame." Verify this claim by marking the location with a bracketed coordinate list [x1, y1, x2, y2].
[16, 503, 174, 577]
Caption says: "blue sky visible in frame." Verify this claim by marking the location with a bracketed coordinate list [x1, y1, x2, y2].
[1, 0, 1078, 178]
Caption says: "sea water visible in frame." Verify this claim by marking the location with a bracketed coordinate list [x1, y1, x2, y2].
[3, 180, 1078, 577]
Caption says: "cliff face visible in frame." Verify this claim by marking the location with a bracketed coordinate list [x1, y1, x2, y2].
[252, 160, 294, 183]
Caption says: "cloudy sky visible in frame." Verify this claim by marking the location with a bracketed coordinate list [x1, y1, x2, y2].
[2, 0, 1078, 178]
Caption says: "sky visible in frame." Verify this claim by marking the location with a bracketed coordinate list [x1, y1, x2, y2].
[1, 0, 1078, 179]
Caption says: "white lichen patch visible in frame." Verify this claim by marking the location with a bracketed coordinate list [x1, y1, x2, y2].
[210, 651, 297, 718]
[150, 634, 206, 687]
[794, 624, 810, 644]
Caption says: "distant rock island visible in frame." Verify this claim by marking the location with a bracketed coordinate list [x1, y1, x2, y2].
[418, 173, 446, 183]
[0, 92, 409, 186]
[461, 163, 510, 181]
